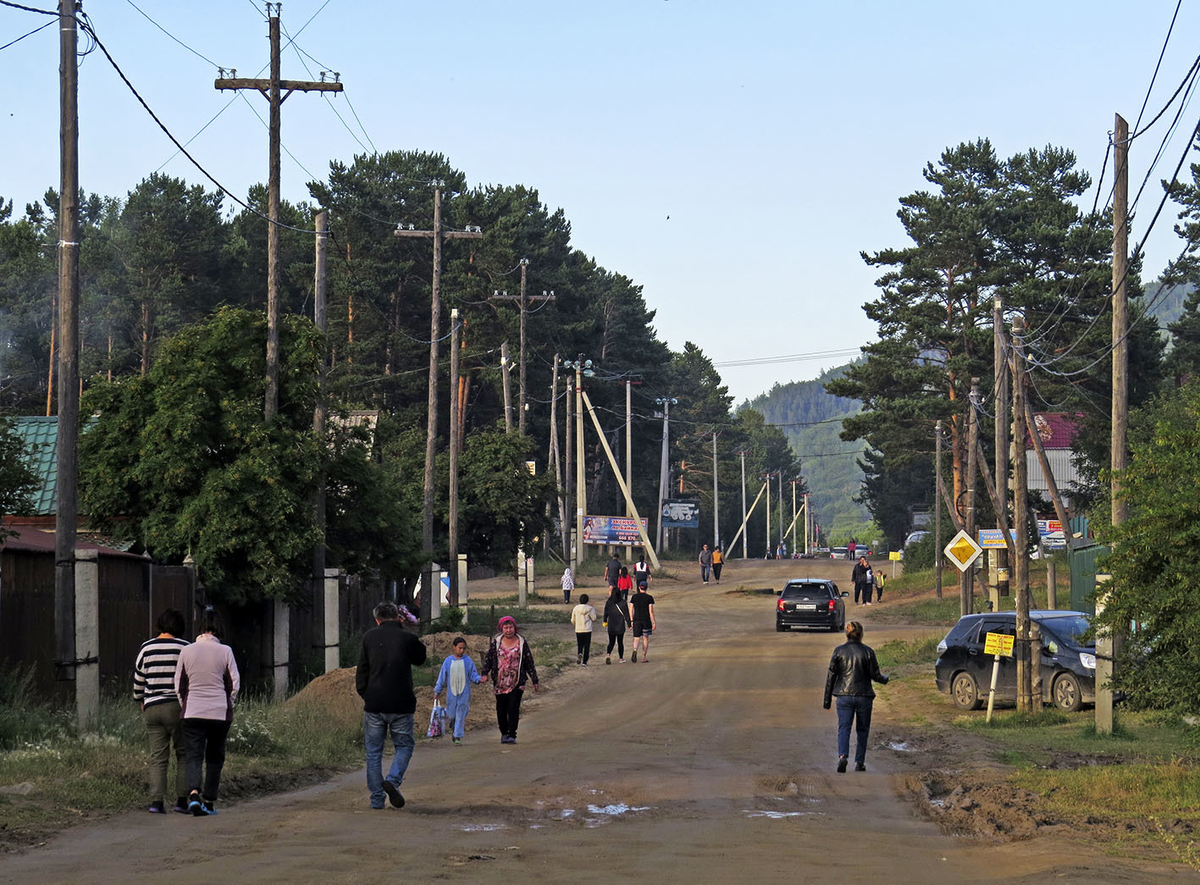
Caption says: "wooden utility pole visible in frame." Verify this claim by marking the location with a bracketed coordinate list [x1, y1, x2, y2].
[575, 361, 586, 572]
[394, 186, 483, 555]
[625, 380, 634, 561]
[1012, 315, 1032, 712]
[490, 274, 555, 435]
[655, 398, 675, 551]
[935, 420, 944, 600]
[501, 342, 513, 434]
[548, 354, 564, 556]
[712, 432, 720, 549]
[993, 296, 1010, 598]
[312, 210, 328, 612]
[448, 309, 461, 606]
[215, 9, 342, 421]
[963, 379, 980, 617]
[55, 0, 80, 691]
[738, 450, 749, 559]
[1112, 113, 1130, 528]
[565, 369, 574, 562]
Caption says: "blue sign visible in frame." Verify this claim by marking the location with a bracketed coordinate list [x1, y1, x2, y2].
[661, 499, 700, 528]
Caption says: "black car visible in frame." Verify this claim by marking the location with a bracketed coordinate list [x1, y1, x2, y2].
[934, 610, 1096, 712]
[776, 580, 847, 632]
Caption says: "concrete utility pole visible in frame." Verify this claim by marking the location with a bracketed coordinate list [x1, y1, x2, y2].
[312, 211, 328, 646]
[711, 432, 720, 549]
[548, 354, 564, 556]
[394, 186, 483, 556]
[626, 381, 634, 561]
[963, 378, 980, 617]
[501, 341, 513, 434]
[655, 397, 676, 551]
[564, 357, 593, 571]
[737, 450, 749, 558]
[803, 492, 811, 555]
[214, 8, 342, 421]
[777, 473, 784, 549]
[1112, 113, 1130, 528]
[490, 272, 554, 435]
[935, 420, 944, 600]
[55, 0, 80, 699]
[993, 296, 1010, 598]
[1012, 315, 1032, 712]
[790, 479, 800, 555]
[762, 473, 774, 557]
[565, 368, 574, 562]
[448, 309, 461, 606]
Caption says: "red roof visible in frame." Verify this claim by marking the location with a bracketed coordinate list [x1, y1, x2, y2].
[1027, 412, 1081, 450]
[1, 524, 144, 559]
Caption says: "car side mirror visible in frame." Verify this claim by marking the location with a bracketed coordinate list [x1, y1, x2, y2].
[841, 591, 849, 598]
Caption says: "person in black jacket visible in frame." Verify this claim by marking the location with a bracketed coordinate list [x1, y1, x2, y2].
[356, 602, 428, 809]
[603, 586, 631, 664]
[823, 621, 888, 773]
[851, 556, 872, 605]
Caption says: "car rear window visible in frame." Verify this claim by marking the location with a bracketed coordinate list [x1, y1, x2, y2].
[782, 584, 831, 600]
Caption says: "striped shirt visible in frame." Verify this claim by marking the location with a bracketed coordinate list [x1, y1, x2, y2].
[133, 636, 189, 708]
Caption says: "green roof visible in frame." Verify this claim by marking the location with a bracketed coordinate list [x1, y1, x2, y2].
[11, 416, 59, 516]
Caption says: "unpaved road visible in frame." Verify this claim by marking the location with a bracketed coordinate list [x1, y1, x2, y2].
[0, 560, 1185, 883]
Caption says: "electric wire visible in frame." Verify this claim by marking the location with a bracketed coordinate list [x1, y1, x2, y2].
[121, 0, 222, 69]
[1132, 0, 1186, 138]
[0, 16, 51, 51]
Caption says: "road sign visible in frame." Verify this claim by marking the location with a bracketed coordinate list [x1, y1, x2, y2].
[983, 632, 1015, 657]
[977, 528, 1014, 549]
[944, 529, 983, 572]
[888, 551, 901, 561]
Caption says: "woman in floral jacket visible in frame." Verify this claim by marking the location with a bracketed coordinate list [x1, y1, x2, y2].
[483, 616, 540, 744]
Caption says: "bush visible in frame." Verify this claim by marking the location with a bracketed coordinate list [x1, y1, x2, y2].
[903, 532, 937, 570]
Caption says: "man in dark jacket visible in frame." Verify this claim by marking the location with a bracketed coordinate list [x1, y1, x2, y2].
[851, 556, 872, 605]
[823, 621, 888, 773]
[356, 602, 428, 809]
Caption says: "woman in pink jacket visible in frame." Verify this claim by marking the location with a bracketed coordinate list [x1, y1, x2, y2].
[174, 615, 240, 816]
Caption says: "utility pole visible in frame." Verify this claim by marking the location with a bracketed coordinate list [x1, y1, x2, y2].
[762, 473, 774, 557]
[394, 186, 483, 556]
[993, 296, 1010, 599]
[55, 0, 80, 699]
[564, 366, 574, 562]
[626, 381, 634, 561]
[215, 8, 343, 421]
[448, 309, 461, 606]
[312, 210, 328, 636]
[655, 397, 676, 551]
[737, 450, 749, 558]
[1112, 113, 1130, 528]
[790, 479, 800, 555]
[501, 341, 513, 434]
[711, 432, 720, 549]
[963, 378, 980, 617]
[935, 420, 944, 600]
[1012, 315, 1032, 712]
[548, 354, 563, 556]
[803, 492, 810, 555]
[490, 273, 554, 435]
[564, 358, 593, 572]
[777, 473, 784, 550]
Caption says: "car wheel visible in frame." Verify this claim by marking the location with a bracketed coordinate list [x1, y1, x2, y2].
[1053, 672, 1083, 712]
[776, 622, 786, 632]
[951, 672, 981, 710]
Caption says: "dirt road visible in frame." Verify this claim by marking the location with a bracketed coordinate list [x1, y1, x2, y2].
[0, 560, 1184, 883]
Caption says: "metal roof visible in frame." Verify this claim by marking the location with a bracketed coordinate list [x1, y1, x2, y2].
[10, 416, 58, 516]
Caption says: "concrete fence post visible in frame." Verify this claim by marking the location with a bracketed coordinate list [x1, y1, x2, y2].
[273, 599, 289, 701]
[74, 548, 100, 734]
[323, 568, 340, 674]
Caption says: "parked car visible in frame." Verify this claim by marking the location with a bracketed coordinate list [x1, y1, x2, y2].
[776, 580, 848, 632]
[830, 546, 849, 560]
[934, 610, 1096, 712]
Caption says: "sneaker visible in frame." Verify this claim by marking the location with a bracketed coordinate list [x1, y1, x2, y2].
[148, 801, 165, 814]
[617, 658, 625, 663]
[501, 735, 513, 744]
[452, 737, 462, 745]
[631, 650, 638, 663]
[172, 799, 190, 815]
[605, 656, 611, 665]
[855, 762, 866, 772]
[837, 756, 848, 773]
[381, 780, 405, 809]
[188, 791, 206, 816]
[202, 802, 218, 815]
[578, 653, 583, 665]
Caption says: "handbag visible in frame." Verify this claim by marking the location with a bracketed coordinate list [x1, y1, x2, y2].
[427, 703, 445, 738]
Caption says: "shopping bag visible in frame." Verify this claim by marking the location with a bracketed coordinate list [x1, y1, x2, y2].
[426, 704, 444, 738]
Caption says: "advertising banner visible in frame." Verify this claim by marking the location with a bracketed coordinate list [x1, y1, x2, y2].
[660, 499, 700, 528]
[582, 516, 649, 545]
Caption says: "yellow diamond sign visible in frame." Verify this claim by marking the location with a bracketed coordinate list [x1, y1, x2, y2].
[944, 529, 983, 572]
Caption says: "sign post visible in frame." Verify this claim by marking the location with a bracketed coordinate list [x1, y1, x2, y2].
[888, 549, 901, 579]
[983, 631, 1015, 722]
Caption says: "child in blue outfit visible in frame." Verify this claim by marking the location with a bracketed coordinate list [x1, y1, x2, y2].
[433, 637, 486, 744]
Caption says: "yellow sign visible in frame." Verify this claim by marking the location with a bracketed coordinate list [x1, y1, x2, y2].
[943, 529, 983, 572]
[888, 551, 901, 561]
[984, 632, 1015, 657]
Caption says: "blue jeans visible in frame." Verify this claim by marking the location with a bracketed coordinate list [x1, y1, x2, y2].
[364, 712, 415, 808]
[836, 695, 873, 764]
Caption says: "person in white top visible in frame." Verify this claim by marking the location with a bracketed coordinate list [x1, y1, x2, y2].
[571, 594, 598, 666]
[174, 616, 240, 816]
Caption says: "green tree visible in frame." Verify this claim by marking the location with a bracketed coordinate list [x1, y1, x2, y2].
[1094, 379, 1200, 712]
[0, 417, 38, 534]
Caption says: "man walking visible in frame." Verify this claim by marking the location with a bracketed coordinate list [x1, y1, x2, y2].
[605, 553, 622, 594]
[356, 602, 427, 810]
[852, 556, 872, 606]
[699, 544, 713, 584]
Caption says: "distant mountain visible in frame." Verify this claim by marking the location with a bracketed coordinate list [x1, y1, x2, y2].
[740, 363, 870, 540]
[1145, 278, 1191, 333]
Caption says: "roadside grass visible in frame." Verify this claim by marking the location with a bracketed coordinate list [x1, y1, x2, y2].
[875, 635, 941, 669]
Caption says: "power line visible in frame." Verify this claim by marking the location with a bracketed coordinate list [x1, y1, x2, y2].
[713, 347, 860, 368]
[1131, 0, 1185, 137]
[121, 0, 222, 69]
[0, 16, 52, 52]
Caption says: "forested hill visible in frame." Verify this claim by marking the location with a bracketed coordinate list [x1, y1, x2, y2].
[741, 363, 870, 541]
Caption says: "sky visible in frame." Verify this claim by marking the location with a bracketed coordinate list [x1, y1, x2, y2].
[3, 0, 1199, 403]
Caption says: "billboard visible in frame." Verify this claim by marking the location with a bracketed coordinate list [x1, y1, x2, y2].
[661, 499, 700, 528]
[582, 516, 649, 546]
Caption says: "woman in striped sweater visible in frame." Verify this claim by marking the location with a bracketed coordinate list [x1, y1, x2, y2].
[133, 609, 190, 814]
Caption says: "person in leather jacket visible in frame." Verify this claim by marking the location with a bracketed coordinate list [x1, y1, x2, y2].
[823, 621, 888, 773]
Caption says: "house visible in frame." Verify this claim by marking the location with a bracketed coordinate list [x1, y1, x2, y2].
[1026, 412, 1082, 510]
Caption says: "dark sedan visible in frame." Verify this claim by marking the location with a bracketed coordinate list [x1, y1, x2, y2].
[934, 610, 1096, 712]
[776, 580, 847, 632]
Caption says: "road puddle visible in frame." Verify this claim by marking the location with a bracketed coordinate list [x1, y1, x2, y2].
[743, 809, 823, 819]
[888, 741, 912, 751]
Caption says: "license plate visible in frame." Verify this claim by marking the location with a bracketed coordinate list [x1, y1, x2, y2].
[797, 604, 817, 611]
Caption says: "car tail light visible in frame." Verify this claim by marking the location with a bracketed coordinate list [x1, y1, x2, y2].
[828, 599, 836, 611]
[777, 598, 785, 612]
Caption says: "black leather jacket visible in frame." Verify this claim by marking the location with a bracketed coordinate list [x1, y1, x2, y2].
[823, 639, 888, 707]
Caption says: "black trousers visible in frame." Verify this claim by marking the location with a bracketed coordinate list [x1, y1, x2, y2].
[712, 563, 723, 581]
[495, 689, 524, 738]
[606, 629, 625, 658]
[576, 632, 592, 663]
[182, 718, 231, 801]
[855, 582, 871, 604]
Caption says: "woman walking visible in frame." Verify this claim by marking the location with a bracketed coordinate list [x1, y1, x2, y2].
[483, 616, 540, 744]
[174, 615, 240, 815]
[822, 621, 888, 773]
[711, 546, 724, 584]
[603, 585, 630, 664]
